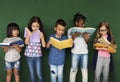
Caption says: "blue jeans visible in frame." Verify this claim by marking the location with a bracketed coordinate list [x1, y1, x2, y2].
[26, 57, 43, 82]
[50, 64, 64, 82]
[70, 53, 88, 82]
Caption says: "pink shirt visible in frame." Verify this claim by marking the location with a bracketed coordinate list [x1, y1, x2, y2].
[98, 35, 110, 58]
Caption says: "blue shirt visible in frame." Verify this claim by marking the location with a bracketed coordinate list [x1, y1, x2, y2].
[47, 34, 67, 65]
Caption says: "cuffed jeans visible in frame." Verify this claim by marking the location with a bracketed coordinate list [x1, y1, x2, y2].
[26, 57, 43, 82]
[70, 53, 88, 82]
[50, 64, 64, 82]
[94, 55, 110, 82]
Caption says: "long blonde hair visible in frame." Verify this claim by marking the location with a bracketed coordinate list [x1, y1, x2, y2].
[94, 21, 115, 44]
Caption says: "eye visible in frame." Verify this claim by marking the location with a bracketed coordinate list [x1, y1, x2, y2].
[100, 29, 107, 32]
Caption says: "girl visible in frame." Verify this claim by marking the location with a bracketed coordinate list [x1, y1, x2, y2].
[68, 13, 90, 82]
[24, 16, 46, 82]
[93, 21, 117, 82]
[2, 23, 24, 82]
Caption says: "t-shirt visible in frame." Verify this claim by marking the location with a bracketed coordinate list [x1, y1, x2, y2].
[68, 27, 88, 54]
[3, 37, 24, 62]
[98, 35, 110, 58]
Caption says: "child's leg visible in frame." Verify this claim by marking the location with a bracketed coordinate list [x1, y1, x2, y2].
[5, 61, 13, 82]
[70, 54, 79, 82]
[80, 54, 88, 82]
[14, 68, 19, 82]
[94, 56, 103, 82]
[58, 65, 64, 82]
[102, 58, 110, 82]
[6, 69, 12, 82]
[35, 57, 43, 82]
[13, 60, 20, 82]
[50, 65, 57, 82]
[26, 57, 36, 82]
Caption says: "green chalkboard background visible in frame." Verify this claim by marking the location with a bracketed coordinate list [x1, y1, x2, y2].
[0, 0, 120, 82]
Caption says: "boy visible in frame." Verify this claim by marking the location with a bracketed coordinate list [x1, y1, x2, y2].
[46, 19, 67, 82]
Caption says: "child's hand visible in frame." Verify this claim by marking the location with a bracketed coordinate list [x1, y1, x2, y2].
[102, 47, 108, 50]
[72, 32, 81, 40]
[2, 46, 9, 52]
[12, 44, 22, 52]
[25, 28, 32, 37]
[82, 32, 90, 42]
[12, 44, 19, 48]
[95, 46, 108, 51]
[46, 40, 52, 48]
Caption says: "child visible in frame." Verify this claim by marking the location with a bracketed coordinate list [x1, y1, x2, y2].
[24, 16, 46, 82]
[93, 21, 117, 82]
[2, 23, 24, 82]
[68, 13, 90, 82]
[46, 19, 67, 82]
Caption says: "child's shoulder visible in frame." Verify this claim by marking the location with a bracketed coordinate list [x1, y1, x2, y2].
[17, 36, 22, 39]
[3, 37, 9, 42]
[68, 27, 74, 30]
[62, 35, 67, 38]
[11, 37, 23, 42]
[49, 33, 55, 37]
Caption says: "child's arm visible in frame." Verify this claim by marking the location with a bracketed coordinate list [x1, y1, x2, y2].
[46, 40, 52, 48]
[71, 32, 81, 40]
[12, 44, 22, 52]
[40, 32, 46, 48]
[25, 35, 30, 44]
[2, 46, 9, 53]
[82, 32, 90, 43]
[95, 46, 108, 51]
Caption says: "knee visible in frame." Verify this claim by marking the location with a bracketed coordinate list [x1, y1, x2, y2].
[70, 67, 78, 73]
[7, 70, 12, 76]
[51, 70, 57, 78]
[14, 70, 19, 76]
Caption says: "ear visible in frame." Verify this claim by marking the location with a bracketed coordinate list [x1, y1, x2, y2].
[75, 21, 78, 26]
[54, 27, 56, 31]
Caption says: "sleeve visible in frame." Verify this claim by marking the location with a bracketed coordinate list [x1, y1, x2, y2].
[17, 37, 24, 47]
[67, 28, 72, 38]
[3, 38, 8, 43]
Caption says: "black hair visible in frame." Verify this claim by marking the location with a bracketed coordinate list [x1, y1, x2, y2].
[73, 12, 87, 25]
[27, 16, 44, 33]
[55, 19, 66, 27]
[7, 23, 20, 37]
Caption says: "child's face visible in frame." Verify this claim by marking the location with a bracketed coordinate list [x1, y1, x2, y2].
[12, 29, 19, 37]
[99, 26, 108, 36]
[31, 22, 40, 31]
[75, 20, 85, 27]
[54, 24, 65, 37]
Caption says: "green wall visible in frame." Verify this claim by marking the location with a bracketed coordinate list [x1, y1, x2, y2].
[0, 0, 120, 82]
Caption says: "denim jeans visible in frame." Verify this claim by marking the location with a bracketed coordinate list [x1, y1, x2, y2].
[26, 57, 43, 82]
[50, 64, 64, 82]
[70, 53, 88, 82]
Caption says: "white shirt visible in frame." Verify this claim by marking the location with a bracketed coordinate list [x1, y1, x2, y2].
[71, 37, 88, 54]
[3, 37, 24, 62]
[68, 27, 88, 54]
